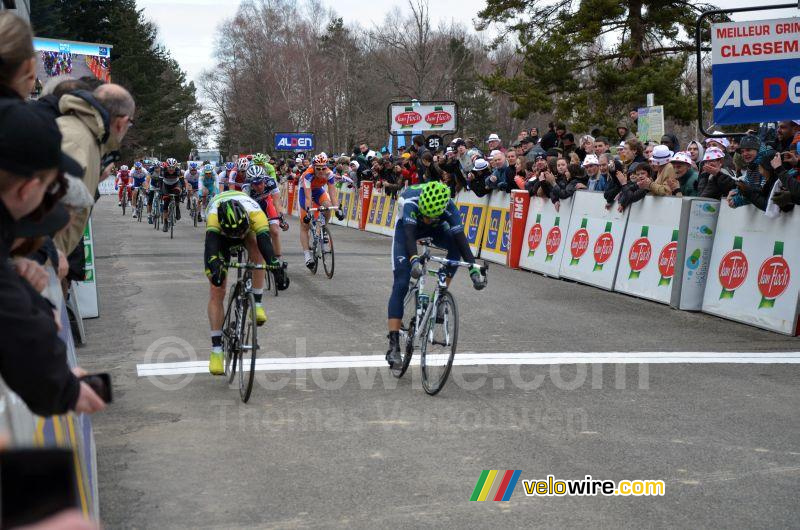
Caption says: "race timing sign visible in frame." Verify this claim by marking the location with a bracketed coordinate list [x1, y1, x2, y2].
[711, 17, 800, 125]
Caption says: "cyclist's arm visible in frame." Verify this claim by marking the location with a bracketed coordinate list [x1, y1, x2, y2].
[270, 188, 283, 217]
[443, 201, 475, 264]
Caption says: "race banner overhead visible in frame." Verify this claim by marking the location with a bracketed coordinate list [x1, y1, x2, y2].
[388, 101, 458, 135]
[711, 17, 800, 125]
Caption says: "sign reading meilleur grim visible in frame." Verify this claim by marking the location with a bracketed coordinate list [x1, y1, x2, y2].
[711, 17, 800, 125]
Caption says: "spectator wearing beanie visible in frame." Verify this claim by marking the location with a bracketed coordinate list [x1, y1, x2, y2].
[616, 120, 635, 143]
[524, 151, 555, 198]
[670, 151, 699, 197]
[728, 135, 766, 208]
[660, 133, 681, 153]
[686, 140, 704, 167]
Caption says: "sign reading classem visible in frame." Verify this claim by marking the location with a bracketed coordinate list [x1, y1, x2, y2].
[711, 17, 800, 125]
[274, 132, 315, 152]
[387, 101, 458, 135]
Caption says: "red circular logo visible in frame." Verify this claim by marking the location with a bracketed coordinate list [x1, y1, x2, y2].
[757, 256, 790, 300]
[570, 228, 590, 259]
[657, 241, 678, 278]
[528, 224, 542, 251]
[545, 226, 562, 255]
[718, 250, 749, 290]
[628, 237, 652, 272]
[593, 232, 614, 264]
[425, 110, 452, 126]
[395, 111, 422, 127]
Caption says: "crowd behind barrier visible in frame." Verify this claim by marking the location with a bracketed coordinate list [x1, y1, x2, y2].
[277, 165, 799, 337]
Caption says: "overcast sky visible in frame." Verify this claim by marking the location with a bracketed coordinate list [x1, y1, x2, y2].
[137, 0, 800, 87]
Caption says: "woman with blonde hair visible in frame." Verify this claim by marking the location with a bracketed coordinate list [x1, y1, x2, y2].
[0, 12, 36, 101]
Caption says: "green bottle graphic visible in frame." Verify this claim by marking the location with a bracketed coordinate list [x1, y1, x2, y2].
[758, 241, 787, 309]
[629, 225, 649, 279]
[570, 218, 589, 266]
[593, 221, 613, 271]
[527, 213, 542, 257]
[545, 216, 560, 263]
[657, 229, 680, 286]
[720, 236, 745, 300]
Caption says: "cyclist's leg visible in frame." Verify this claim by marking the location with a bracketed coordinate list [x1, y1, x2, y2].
[266, 195, 282, 257]
[317, 190, 332, 222]
[244, 233, 269, 324]
[298, 188, 313, 265]
[117, 183, 124, 204]
[388, 224, 412, 332]
[207, 240, 231, 373]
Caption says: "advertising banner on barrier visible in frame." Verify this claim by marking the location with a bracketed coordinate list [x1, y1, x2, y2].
[480, 192, 511, 265]
[615, 196, 685, 305]
[508, 190, 531, 269]
[454, 190, 490, 256]
[558, 191, 629, 290]
[334, 185, 358, 227]
[365, 189, 388, 234]
[349, 185, 361, 227]
[381, 193, 398, 236]
[711, 17, 800, 125]
[702, 203, 800, 335]
[359, 182, 374, 230]
[678, 200, 721, 310]
[73, 219, 99, 318]
[519, 196, 575, 278]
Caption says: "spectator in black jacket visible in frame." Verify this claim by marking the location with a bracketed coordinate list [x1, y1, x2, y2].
[0, 102, 105, 416]
[551, 162, 588, 211]
[466, 158, 491, 197]
[696, 147, 735, 200]
[485, 150, 516, 192]
[524, 152, 555, 198]
[540, 122, 558, 151]
[736, 149, 797, 212]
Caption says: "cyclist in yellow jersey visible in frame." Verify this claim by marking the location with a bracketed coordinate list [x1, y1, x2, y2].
[204, 191, 289, 374]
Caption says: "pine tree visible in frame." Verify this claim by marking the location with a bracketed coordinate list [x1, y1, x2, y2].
[477, 0, 727, 134]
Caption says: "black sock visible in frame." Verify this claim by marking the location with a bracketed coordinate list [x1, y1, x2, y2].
[211, 335, 222, 348]
[254, 293, 263, 304]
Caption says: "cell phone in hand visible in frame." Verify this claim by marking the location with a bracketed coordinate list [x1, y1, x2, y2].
[80, 373, 112, 403]
[0, 448, 78, 528]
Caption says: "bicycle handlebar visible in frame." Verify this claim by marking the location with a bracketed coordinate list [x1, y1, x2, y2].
[418, 238, 489, 275]
[226, 261, 286, 271]
[307, 206, 341, 213]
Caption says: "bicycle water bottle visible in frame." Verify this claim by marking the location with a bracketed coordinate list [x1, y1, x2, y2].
[418, 292, 429, 314]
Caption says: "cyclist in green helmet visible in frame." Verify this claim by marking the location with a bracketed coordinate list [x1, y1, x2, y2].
[385, 181, 486, 368]
[252, 152, 277, 181]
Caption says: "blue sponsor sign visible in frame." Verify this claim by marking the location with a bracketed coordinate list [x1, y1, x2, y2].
[500, 212, 510, 252]
[486, 209, 501, 249]
[711, 18, 800, 125]
[274, 132, 315, 152]
[468, 206, 483, 243]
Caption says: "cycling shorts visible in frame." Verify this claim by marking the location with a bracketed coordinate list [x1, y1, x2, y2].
[133, 177, 146, 188]
[298, 187, 330, 212]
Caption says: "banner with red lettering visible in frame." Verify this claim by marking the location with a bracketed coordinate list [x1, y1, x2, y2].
[518, 195, 575, 278]
[558, 191, 629, 290]
[712, 17, 800, 125]
[702, 203, 800, 336]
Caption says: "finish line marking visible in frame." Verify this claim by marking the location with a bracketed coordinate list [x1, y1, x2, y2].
[136, 351, 800, 377]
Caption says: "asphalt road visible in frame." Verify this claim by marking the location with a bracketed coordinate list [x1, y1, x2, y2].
[79, 196, 799, 528]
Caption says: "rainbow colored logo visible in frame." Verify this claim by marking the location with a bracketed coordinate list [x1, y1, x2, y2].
[470, 470, 522, 501]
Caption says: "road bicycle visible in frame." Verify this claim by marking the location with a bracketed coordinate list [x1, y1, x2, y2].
[120, 185, 130, 216]
[151, 189, 162, 231]
[134, 188, 145, 222]
[221, 252, 285, 403]
[303, 206, 342, 279]
[392, 238, 489, 395]
[189, 192, 200, 227]
[163, 194, 178, 239]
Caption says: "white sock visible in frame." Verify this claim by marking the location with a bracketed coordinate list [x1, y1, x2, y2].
[304, 250, 312, 261]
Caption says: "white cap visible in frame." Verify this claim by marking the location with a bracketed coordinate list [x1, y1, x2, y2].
[704, 133, 730, 148]
[582, 154, 600, 166]
[650, 144, 673, 166]
[487, 133, 501, 142]
[489, 149, 502, 159]
[702, 147, 725, 161]
[473, 158, 489, 171]
[670, 151, 695, 166]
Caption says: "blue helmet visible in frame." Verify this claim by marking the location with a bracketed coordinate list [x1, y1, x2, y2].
[225, 162, 235, 171]
[203, 163, 214, 175]
[134, 161, 143, 169]
[189, 161, 199, 170]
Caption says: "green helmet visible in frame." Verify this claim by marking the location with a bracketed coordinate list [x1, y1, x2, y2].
[418, 181, 451, 218]
[252, 153, 268, 167]
[217, 199, 250, 239]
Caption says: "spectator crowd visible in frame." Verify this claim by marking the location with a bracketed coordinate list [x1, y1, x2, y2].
[1, 12, 136, 529]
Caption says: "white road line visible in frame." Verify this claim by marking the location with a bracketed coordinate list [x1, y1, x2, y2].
[136, 351, 800, 377]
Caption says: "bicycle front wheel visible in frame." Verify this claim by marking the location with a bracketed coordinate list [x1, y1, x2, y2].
[192, 199, 198, 227]
[238, 292, 259, 403]
[321, 225, 334, 278]
[222, 283, 240, 383]
[420, 290, 458, 395]
[169, 203, 175, 239]
[121, 195, 127, 216]
[392, 287, 418, 379]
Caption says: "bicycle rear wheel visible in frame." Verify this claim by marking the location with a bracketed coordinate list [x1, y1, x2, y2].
[192, 198, 198, 227]
[310, 235, 319, 275]
[392, 287, 418, 379]
[222, 283, 240, 383]
[238, 292, 259, 403]
[169, 202, 175, 239]
[420, 290, 458, 395]
[121, 194, 127, 216]
[321, 225, 334, 278]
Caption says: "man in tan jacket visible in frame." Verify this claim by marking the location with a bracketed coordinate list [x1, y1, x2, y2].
[54, 83, 135, 254]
